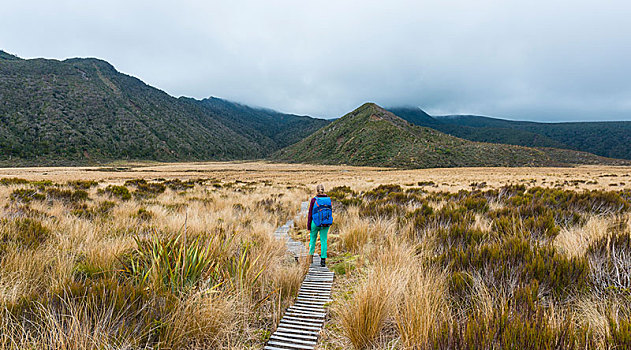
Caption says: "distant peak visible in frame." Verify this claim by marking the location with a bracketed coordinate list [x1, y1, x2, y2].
[358, 102, 384, 111]
[0, 50, 22, 60]
[342, 102, 409, 127]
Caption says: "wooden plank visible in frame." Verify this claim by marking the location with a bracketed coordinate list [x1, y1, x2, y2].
[281, 317, 324, 326]
[286, 310, 326, 318]
[266, 340, 315, 350]
[276, 327, 319, 336]
[276, 323, 321, 333]
[278, 322, 321, 332]
[283, 315, 325, 323]
[269, 334, 317, 346]
[274, 331, 318, 341]
[288, 306, 326, 313]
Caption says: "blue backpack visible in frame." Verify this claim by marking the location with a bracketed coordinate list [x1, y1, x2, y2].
[312, 196, 333, 227]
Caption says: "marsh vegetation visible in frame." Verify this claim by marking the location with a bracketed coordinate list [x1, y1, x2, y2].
[0, 177, 307, 349]
[1, 163, 630, 349]
[318, 183, 631, 349]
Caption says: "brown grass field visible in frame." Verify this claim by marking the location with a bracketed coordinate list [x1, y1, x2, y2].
[2, 161, 630, 191]
[1, 162, 631, 349]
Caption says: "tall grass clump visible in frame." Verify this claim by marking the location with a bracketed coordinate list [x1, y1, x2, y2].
[395, 267, 451, 348]
[121, 231, 219, 293]
[325, 183, 631, 349]
[337, 267, 397, 349]
[338, 207, 372, 253]
[336, 242, 415, 349]
[0, 176, 308, 348]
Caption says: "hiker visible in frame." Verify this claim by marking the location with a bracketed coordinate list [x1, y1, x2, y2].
[307, 184, 333, 267]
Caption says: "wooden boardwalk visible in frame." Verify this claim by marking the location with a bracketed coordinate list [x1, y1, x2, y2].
[265, 202, 334, 350]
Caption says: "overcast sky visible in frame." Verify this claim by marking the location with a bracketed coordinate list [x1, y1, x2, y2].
[2, 0, 631, 121]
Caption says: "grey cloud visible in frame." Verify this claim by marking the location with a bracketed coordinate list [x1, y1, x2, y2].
[1, 0, 630, 121]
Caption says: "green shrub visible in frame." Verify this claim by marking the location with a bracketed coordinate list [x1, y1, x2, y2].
[162, 179, 196, 191]
[73, 257, 107, 281]
[134, 208, 154, 221]
[125, 179, 167, 199]
[449, 271, 473, 304]
[359, 199, 405, 218]
[0, 177, 29, 186]
[408, 203, 472, 231]
[45, 188, 90, 202]
[136, 183, 166, 198]
[328, 185, 356, 200]
[30, 180, 54, 189]
[436, 237, 589, 297]
[436, 224, 488, 249]
[67, 180, 99, 190]
[492, 213, 560, 240]
[339, 197, 363, 207]
[364, 184, 403, 199]
[0, 218, 50, 250]
[124, 179, 147, 187]
[460, 195, 489, 213]
[71, 201, 116, 219]
[9, 188, 45, 203]
[497, 186, 629, 215]
[101, 185, 131, 201]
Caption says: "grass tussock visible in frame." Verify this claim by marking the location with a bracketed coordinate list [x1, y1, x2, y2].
[324, 183, 631, 349]
[0, 177, 308, 348]
[3, 167, 631, 349]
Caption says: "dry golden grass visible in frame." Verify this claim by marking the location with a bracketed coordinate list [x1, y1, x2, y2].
[320, 172, 631, 349]
[555, 215, 612, 258]
[0, 174, 310, 349]
[1, 161, 630, 192]
[395, 267, 451, 349]
[2, 162, 631, 349]
[335, 244, 412, 349]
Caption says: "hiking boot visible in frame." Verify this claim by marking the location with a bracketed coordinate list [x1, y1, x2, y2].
[320, 258, 326, 267]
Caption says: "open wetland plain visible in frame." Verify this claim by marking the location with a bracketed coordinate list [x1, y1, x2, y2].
[1, 162, 631, 349]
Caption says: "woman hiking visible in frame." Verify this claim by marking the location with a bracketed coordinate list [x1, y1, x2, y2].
[307, 184, 333, 267]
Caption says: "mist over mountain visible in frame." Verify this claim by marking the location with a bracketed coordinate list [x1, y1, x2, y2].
[1, 50, 628, 168]
[389, 107, 631, 160]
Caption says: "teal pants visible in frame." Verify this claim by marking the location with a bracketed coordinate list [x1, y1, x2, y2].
[309, 222, 329, 259]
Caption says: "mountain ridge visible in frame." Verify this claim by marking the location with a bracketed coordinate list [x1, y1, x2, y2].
[388, 107, 631, 160]
[0, 51, 329, 166]
[273, 103, 627, 168]
[1, 50, 628, 168]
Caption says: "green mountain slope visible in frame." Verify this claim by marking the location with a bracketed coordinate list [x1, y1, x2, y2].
[198, 97, 329, 150]
[0, 51, 328, 166]
[389, 107, 631, 160]
[273, 103, 626, 168]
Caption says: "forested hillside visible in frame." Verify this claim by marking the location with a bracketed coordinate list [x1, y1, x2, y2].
[389, 107, 631, 159]
[273, 103, 625, 168]
[0, 51, 328, 165]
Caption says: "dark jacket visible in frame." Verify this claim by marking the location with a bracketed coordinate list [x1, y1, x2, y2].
[307, 193, 328, 229]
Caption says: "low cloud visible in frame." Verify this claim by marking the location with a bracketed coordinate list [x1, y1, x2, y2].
[2, 0, 630, 121]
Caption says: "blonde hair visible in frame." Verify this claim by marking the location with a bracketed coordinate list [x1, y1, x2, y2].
[316, 184, 325, 194]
